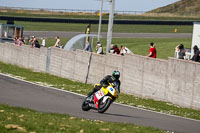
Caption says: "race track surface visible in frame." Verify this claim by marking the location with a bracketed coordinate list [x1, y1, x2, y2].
[24, 31, 192, 38]
[0, 74, 200, 133]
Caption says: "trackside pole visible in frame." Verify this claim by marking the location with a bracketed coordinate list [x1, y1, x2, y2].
[106, 0, 115, 53]
[98, 0, 104, 42]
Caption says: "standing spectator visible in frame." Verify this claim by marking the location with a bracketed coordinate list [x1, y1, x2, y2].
[96, 41, 103, 54]
[41, 37, 46, 47]
[84, 40, 92, 52]
[54, 36, 61, 48]
[148, 42, 156, 58]
[191, 45, 200, 62]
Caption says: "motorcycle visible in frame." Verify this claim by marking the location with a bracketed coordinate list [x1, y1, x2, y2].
[82, 83, 119, 113]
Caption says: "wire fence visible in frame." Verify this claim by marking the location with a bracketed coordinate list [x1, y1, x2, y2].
[0, 6, 146, 15]
[1, 6, 200, 17]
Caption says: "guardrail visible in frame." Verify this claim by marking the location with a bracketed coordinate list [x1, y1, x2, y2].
[0, 6, 145, 15]
[0, 16, 196, 25]
[1, 6, 200, 16]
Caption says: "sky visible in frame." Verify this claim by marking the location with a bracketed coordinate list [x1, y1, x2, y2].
[0, 0, 180, 12]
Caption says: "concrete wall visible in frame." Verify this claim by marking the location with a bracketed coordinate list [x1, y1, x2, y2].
[0, 43, 47, 72]
[49, 48, 91, 83]
[121, 54, 168, 101]
[0, 43, 200, 110]
[166, 58, 200, 109]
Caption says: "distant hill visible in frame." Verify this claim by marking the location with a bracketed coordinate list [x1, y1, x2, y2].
[149, 0, 200, 14]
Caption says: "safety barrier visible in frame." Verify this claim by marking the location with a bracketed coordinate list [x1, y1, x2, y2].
[0, 16, 196, 25]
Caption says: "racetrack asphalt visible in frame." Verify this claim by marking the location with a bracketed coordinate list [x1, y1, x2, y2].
[0, 73, 200, 133]
[24, 31, 192, 38]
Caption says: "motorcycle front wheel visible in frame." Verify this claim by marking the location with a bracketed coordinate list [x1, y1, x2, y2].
[98, 98, 112, 113]
[82, 97, 91, 111]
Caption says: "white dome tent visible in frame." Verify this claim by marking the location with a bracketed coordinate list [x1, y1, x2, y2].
[64, 34, 99, 51]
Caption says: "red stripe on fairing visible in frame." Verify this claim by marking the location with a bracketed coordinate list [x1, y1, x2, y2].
[94, 95, 99, 109]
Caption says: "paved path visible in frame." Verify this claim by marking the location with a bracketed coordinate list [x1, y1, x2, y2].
[0, 74, 200, 133]
[24, 31, 192, 38]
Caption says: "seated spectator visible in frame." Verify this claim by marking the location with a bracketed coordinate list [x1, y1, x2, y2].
[29, 36, 35, 47]
[17, 37, 25, 46]
[109, 44, 115, 53]
[21, 37, 26, 44]
[191, 45, 200, 62]
[41, 37, 46, 47]
[96, 41, 103, 54]
[113, 45, 120, 54]
[33, 37, 40, 48]
[13, 37, 18, 45]
[54, 36, 62, 48]
[176, 44, 185, 59]
[120, 45, 133, 55]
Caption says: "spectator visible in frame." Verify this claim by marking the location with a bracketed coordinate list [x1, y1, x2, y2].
[21, 37, 26, 44]
[148, 42, 156, 58]
[113, 45, 120, 54]
[84, 40, 92, 52]
[96, 41, 103, 54]
[29, 36, 35, 47]
[109, 44, 115, 53]
[177, 44, 185, 59]
[41, 37, 46, 47]
[120, 45, 133, 55]
[17, 37, 25, 46]
[33, 37, 40, 48]
[13, 37, 18, 45]
[54, 36, 61, 48]
[191, 45, 200, 62]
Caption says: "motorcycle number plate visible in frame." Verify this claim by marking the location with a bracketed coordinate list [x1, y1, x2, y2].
[95, 89, 105, 100]
[107, 86, 115, 95]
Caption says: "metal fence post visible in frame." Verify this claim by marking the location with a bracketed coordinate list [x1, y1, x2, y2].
[85, 52, 93, 84]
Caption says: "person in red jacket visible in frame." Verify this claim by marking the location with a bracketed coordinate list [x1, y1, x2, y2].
[148, 42, 156, 58]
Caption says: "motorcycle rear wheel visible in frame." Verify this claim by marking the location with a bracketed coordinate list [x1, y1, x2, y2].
[98, 98, 112, 113]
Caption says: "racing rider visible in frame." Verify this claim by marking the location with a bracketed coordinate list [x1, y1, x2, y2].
[88, 70, 121, 97]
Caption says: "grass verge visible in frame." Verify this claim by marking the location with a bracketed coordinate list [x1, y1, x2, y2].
[42, 37, 192, 60]
[0, 20, 193, 33]
[0, 61, 200, 120]
[0, 105, 167, 133]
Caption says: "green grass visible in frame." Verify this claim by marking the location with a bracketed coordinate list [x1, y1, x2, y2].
[0, 20, 193, 33]
[111, 38, 192, 59]
[0, 105, 166, 133]
[40, 37, 191, 60]
[16, 22, 194, 33]
[0, 61, 200, 120]
[38, 37, 70, 48]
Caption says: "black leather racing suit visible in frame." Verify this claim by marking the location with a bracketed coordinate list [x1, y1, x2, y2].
[88, 75, 121, 96]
